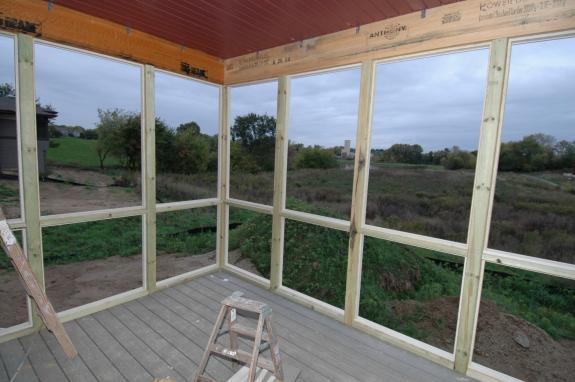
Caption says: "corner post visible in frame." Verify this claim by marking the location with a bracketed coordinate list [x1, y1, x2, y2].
[270, 76, 290, 290]
[217, 86, 230, 268]
[143, 65, 157, 292]
[16, 34, 44, 328]
[344, 60, 376, 325]
[454, 38, 510, 373]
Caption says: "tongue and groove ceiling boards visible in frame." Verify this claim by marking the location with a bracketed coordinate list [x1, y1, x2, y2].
[1, 0, 575, 84]
[44, 0, 460, 59]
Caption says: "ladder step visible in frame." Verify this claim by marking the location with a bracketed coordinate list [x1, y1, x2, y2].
[209, 344, 275, 372]
[230, 323, 270, 342]
[221, 295, 270, 314]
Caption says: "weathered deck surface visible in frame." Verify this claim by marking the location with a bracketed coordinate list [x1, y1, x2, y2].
[0, 272, 474, 382]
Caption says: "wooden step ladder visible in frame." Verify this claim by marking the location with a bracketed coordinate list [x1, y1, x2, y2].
[194, 292, 284, 382]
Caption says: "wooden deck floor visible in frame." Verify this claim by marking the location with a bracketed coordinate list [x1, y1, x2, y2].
[0, 271, 474, 382]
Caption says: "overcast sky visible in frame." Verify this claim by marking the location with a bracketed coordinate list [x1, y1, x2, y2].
[0, 35, 573, 151]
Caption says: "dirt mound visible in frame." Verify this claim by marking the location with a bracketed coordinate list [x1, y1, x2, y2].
[474, 299, 574, 382]
[391, 297, 575, 381]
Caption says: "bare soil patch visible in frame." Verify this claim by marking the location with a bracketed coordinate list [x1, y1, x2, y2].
[392, 296, 575, 382]
[0, 251, 215, 328]
[1, 168, 141, 217]
[227, 249, 262, 276]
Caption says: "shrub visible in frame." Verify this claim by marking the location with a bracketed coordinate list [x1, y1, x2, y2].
[442, 150, 476, 170]
[294, 147, 338, 169]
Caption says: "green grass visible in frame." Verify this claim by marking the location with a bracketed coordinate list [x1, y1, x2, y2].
[156, 208, 217, 256]
[14, 209, 216, 269]
[9, 136, 575, 345]
[47, 137, 122, 169]
[229, 199, 575, 345]
[0, 184, 18, 199]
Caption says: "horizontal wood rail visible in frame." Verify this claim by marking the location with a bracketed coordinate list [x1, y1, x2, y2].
[224, 0, 575, 84]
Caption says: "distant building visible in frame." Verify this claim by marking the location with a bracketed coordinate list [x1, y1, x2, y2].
[342, 139, 353, 158]
[0, 96, 58, 175]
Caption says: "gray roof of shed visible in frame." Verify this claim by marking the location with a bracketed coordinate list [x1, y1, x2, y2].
[0, 96, 58, 117]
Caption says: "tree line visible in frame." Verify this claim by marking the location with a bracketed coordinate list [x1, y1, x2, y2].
[374, 133, 574, 172]
[41, 102, 573, 175]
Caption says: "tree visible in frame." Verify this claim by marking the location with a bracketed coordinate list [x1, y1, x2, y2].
[0, 83, 15, 97]
[95, 109, 124, 169]
[379, 144, 423, 164]
[80, 129, 98, 140]
[499, 134, 554, 172]
[118, 113, 142, 170]
[155, 118, 176, 173]
[294, 147, 338, 169]
[231, 113, 276, 171]
[176, 121, 201, 135]
[173, 126, 210, 174]
[441, 148, 476, 170]
[553, 140, 575, 171]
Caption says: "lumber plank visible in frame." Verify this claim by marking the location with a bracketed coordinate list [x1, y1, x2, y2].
[270, 76, 290, 290]
[143, 64, 157, 292]
[217, 86, 230, 268]
[344, 60, 375, 325]
[0, 0, 223, 84]
[16, 32, 42, 331]
[224, 0, 575, 84]
[453, 38, 510, 374]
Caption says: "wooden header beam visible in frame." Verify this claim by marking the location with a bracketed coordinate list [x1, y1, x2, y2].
[0, 0, 224, 84]
[225, 0, 575, 84]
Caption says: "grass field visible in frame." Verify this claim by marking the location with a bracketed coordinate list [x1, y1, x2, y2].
[47, 137, 122, 169]
[225, 199, 575, 349]
[9, 135, 572, 357]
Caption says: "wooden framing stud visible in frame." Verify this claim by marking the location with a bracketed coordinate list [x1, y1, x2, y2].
[217, 86, 230, 268]
[270, 76, 290, 290]
[344, 60, 375, 325]
[16, 33, 44, 329]
[453, 38, 510, 373]
[143, 64, 157, 292]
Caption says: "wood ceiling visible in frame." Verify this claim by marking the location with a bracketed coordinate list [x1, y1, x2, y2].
[50, 0, 461, 59]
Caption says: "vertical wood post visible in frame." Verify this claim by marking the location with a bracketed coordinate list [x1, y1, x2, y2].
[217, 86, 230, 268]
[16, 34, 44, 327]
[454, 38, 510, 373]
[270, 76, 290, 290]
[344, 60, 376, 325]
[143, 65, 157, 292]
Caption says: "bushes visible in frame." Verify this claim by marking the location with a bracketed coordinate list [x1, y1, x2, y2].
[442, 149, 476, 170]
[294, 147, 338, 169]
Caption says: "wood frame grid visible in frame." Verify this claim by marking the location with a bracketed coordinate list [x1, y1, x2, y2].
[0, 1, 574, 381]
[0, 31, 224, 343]
[220, 29, 575, 382]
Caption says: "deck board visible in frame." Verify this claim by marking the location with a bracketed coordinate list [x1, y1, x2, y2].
[0, 271, 474, 382]
[0, 336, 39, 382]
